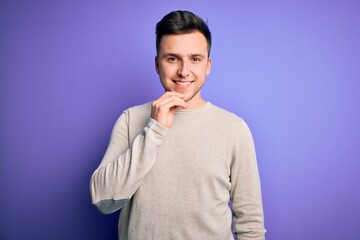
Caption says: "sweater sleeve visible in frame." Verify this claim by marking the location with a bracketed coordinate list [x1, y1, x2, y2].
[90, 110, 169, 214]
[230, 120, 266, 240]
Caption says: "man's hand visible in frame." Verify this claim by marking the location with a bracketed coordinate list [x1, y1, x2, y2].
[151, 92, 188, 128]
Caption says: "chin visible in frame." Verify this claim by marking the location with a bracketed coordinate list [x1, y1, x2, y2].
[184, 93, 198, 102]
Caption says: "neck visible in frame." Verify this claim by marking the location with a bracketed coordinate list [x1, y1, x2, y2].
[183, 96, 206, 110]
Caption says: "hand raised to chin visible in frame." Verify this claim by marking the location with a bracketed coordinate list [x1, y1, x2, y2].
[151, 92, 188, 128]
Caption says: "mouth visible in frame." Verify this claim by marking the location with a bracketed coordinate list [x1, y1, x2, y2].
[173, 80, 194, 86]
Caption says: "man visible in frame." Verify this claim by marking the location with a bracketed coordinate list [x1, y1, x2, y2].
[90, 10, 266, 240]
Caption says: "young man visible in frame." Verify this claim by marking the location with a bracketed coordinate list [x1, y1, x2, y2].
[90, 10, 266, 240]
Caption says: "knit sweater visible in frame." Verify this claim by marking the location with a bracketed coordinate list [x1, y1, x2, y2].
[90, 102, 265, 240]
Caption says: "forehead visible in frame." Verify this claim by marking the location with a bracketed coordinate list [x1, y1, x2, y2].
[159, 31, 208, 56]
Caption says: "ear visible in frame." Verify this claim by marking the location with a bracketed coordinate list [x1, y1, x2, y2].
[206, 57, 212, 76]
[155, 56, 160, 74]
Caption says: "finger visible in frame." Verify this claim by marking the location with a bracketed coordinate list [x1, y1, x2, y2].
[162, 97, 188, 109]
[163, 91, 184, 98]
[155, 96, 187, 110]
[155, 91, 184, 102]
[153, 93, 185, 107]
[153, 95, 188, 110]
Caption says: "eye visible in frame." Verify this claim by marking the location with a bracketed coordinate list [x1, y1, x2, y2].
[167, 56, 178, 62]
[192, 57, 202, 62]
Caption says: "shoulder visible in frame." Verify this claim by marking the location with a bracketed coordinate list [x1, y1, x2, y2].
[118, 102, 152, 123]
[123, 102, 152, 137]
[206, 103, 254, 142]
[208, 104, 256, 151]
[207, 102, 247, 128]
[125, 102, 152, 116]
[113, 102, 151, 129]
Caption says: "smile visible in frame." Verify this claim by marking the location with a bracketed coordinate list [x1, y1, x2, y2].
[173, 81, 193, 86]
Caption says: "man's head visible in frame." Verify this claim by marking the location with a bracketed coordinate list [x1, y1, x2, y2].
[154, 11, 212, 109]
[156, 10, 212, 57]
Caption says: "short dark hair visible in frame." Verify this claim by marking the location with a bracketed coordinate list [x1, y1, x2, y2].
[155, 10, 212, 56]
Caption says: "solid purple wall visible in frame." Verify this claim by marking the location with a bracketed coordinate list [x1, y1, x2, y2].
[1, 1, 360, 239]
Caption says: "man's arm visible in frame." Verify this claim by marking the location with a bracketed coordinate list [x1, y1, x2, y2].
[230, 120, 266, 240]
[90, 112, 169, 214]
[90, 92, 187, 214]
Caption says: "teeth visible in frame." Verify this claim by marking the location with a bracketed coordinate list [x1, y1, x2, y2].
[175, 81, 192, 85]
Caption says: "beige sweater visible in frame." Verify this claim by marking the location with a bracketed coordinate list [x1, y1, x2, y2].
[90, 102, 265, 240]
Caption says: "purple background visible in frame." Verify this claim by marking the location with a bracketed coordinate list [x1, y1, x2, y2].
[1, 0, 360, 239]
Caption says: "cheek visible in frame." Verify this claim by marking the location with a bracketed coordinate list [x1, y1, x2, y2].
[158, 68, 173, 84]
[159, 70, 170, 80]
[197, 66, 209, 78]
[160, 65, 176, 78]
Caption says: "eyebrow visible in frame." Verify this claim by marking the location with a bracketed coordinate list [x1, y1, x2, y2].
[161, 53, 207, 58]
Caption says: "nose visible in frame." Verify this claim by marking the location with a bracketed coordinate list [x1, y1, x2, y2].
[177, 60, 190, 77]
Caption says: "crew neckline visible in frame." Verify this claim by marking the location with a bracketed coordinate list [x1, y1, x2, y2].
[175, 101, 211, 114]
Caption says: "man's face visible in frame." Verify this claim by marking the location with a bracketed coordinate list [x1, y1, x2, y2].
[155, 31, 211, 108]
